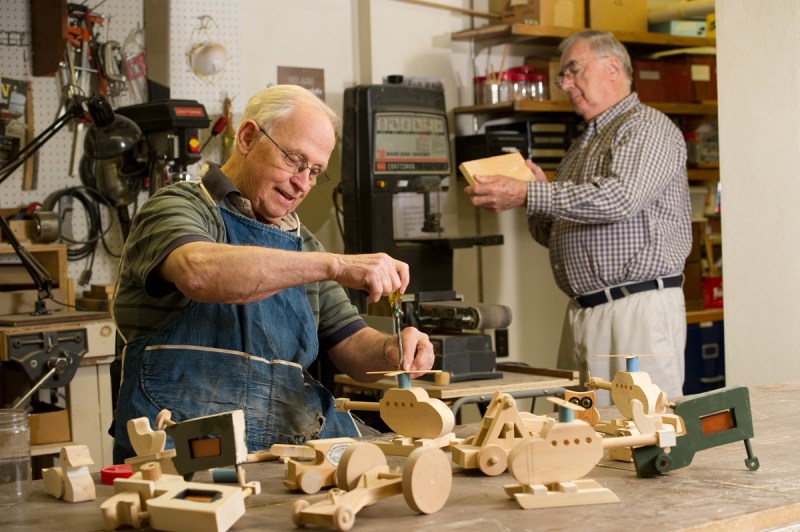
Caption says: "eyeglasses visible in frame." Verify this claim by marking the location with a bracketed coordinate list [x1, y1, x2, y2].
[258, 126, 331, 184]
[555, 55, 609, 89]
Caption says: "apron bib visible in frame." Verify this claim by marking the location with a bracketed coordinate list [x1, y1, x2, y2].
[113, 206, 357, 463]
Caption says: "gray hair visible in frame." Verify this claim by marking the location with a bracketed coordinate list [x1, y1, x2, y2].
[241, 84, 342, 139]
[559, 30, 633, 86]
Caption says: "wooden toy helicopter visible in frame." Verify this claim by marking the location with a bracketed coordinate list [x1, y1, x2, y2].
[584, 355, 759, 478]
[504, 396, 676, 509]
[291, 441, 452, 531]
[334, 291, 459, 456]
[584, 354, 685, 461]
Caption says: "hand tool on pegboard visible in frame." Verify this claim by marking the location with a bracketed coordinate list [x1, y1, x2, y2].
[62, 3, 106, 178]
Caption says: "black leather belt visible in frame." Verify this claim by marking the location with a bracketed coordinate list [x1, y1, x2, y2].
[574, 275, 684, 309]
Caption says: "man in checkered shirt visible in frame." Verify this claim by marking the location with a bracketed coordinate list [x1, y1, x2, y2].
[465, 31, 692, 404]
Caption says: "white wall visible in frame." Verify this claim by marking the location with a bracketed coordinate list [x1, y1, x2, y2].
[236, 0, 566, 366]
[716, 0, 800, 385]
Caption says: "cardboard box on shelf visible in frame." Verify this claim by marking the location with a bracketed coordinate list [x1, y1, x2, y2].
[633, 59, 667, 102]
[650, 50, 717, 103]
[706, 13, 716, 38]
[500, 0, 585, 28]
[661, 61, 694, 103]
[587, 0, 647, 33]
[649, 20, 706, 37]
[29, 402, 71, 445]
[683, 260, 704, 311]
[703, 276, 723, 309]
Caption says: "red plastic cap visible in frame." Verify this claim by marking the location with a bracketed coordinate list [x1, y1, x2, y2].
[101, 464, 133, 485]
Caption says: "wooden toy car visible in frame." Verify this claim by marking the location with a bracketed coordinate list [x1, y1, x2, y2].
[291, 442, 451, 531]
[270, 437, 355, 494]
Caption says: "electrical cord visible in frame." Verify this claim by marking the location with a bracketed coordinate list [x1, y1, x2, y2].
[333, 181, 346, 242]
[43, 185, 122, 285]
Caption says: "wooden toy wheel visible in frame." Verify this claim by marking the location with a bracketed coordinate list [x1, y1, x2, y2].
[654, 452, 673, 474]
[336, 442, 386, 491]
[402, 447, 452, 514]
[297, 469, 323, 494]
[334, 505, 356, 531]
[477, 444, 508, 476]
[291, 499, 310, 527]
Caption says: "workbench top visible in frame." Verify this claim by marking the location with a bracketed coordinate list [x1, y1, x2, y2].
[3, 382, 798, 531]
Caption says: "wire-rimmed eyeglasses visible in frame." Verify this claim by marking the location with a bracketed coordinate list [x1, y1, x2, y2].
[555, 55, 609, 89]
[258, 126, 331, 184]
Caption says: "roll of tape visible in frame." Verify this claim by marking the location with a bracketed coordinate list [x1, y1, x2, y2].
[32, 211, 59, 243]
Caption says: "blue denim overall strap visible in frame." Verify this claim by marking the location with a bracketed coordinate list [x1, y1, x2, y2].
[113, 206, 358, 463]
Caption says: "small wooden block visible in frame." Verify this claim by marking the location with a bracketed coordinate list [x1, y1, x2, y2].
[458, 152, 532, 186]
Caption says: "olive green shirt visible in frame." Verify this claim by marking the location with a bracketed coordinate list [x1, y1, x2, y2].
[113, 163, 366, 350]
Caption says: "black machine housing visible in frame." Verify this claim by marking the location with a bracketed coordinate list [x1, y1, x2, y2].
[340, 84, 508, 382]
[341, 84, 501, 312]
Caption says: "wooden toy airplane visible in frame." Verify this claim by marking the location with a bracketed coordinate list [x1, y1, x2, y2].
[450, 390, 554, 476]
[291, 442, 451, 531]
[42, 445, 96, 503]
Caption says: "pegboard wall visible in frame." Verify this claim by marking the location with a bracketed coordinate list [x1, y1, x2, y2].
[0, 0, 243, 297]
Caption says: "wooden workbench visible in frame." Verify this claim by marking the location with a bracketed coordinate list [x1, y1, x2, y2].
[2, 382, 798, 531]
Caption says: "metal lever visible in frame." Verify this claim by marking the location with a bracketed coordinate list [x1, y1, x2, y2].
[11, 352, 76, 409]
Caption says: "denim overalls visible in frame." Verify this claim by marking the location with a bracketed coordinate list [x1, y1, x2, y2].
[113, 204, 358, 463]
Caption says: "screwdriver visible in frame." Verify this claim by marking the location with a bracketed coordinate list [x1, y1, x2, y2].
[389, 290, 410, 388]
[200, 116, 229, 153]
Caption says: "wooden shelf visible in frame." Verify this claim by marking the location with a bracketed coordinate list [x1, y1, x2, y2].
[686, 308, 723, 324]
[687, 166, 720, 182]
[0, 243, 75, 314]
[451, 23, 715, 52]
[454, 99, 717, 116]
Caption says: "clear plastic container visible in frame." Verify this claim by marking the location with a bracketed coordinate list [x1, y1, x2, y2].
[531, 73, 548, 101]
[0, 409, 31, 506]
[483, 74, 509, 104]
[509, 72, 529, 101]
[507, 66, 535, 100]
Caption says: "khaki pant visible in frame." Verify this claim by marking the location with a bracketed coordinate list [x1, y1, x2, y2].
[557, 287, 687, 407]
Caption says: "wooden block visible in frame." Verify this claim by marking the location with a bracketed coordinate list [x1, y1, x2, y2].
[76, 297, 110, 311]
[458, 152, 532, 186]
[86, 284, 115, 300]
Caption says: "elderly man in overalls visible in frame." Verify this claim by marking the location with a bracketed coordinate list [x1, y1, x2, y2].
[111, 85, 434, 462]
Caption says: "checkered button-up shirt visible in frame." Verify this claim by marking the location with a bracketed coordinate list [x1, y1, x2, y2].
[526, 93, 692, 297]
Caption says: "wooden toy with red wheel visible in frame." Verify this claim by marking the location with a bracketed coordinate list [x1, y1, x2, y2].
[291, 441, 452, 530]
